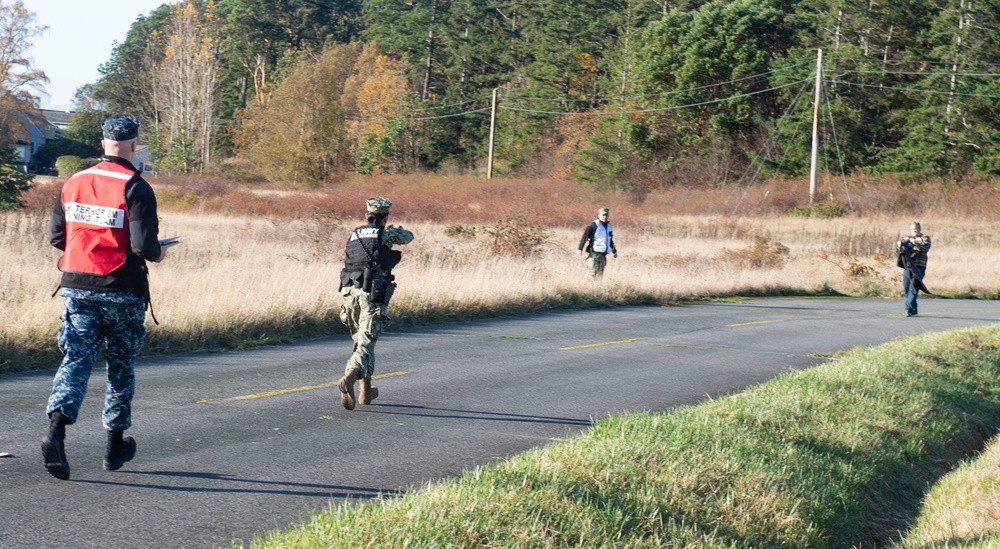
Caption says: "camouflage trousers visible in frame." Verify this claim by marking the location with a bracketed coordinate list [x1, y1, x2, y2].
[586, 252, 608, 278]
[47, 288, 147, 431]
[339, 286, 389, 379]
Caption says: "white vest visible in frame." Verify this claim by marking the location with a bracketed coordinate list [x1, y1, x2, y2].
[592, 220, 611, 253]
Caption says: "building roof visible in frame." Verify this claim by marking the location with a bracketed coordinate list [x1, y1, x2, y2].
[40, 109, 73, 128]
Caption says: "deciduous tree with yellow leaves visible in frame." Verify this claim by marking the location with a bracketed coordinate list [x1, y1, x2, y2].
[233, 43, 360, 185]
[341, 43, 415, 175]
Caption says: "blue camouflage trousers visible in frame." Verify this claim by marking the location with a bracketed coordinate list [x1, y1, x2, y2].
[47, 288, 147, 431]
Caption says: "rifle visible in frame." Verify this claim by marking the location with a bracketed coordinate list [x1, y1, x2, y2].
[898, 240, 931, 295]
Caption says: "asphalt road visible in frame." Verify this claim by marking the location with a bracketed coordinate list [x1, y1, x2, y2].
[2, 297, 999, 549]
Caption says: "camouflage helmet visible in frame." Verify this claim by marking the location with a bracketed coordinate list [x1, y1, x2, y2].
[366, 196, 392, 214]
[598, 207, 609, 215]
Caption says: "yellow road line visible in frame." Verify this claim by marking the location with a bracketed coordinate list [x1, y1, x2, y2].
[559, 337, 642, 351]
[650, 342, 823, 359]
[727, 319, 785, 327]
[432, 333, 549, 340]
[225, 382, 338, 401]
[198, 371, 410, 403]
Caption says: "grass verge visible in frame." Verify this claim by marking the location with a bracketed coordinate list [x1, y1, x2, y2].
[238, 324, 1000, 548]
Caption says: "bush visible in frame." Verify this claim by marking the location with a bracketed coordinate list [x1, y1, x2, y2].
[55, 155, 98, 177]
[787, 199, 845, 218]
[725, 235, 791, 269]
[0, 147, 33, 210]
[819, 252, 892, 297]
[481, 217, 550, 257]
[444, 224, 477, 239]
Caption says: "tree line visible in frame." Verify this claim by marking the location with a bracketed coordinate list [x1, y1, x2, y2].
[12, 0, 1000, 194]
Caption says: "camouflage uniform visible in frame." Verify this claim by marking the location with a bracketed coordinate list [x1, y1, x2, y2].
[48, 288, 147, 430]
[585, 253, 608, 278]
[339, 224, 413, 378]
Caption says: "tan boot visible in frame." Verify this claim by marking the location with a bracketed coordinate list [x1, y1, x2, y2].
[337, 369, 360, 410]
[360, 377, 379, 405]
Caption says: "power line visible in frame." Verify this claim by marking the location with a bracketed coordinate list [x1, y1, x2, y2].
[829, 69, 1000, 77]
[727, 78, 813, 216]
[346, 107, 492, 122]
[340, 56, 1000, 130]
[500, 80, 808, 116]
[833, 57, 1000, 69]
[353, 57, 1000, 122]
[349, 79, 806, 122]
[405, 107, 493, 121]
[503, 62, 813, 104]
[407, 96, 493, 112]
[826, 79, 1000, 99]
[823, 84, 852, 212]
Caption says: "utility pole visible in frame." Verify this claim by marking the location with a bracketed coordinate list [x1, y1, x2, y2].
[809, 48, 823, 203]
[487, 88, 498, 179]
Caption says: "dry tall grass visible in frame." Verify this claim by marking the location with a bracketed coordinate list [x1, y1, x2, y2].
[3, 175, 999, 373]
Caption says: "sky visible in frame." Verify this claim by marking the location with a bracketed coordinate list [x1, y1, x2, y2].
[23, 0, 169, 111]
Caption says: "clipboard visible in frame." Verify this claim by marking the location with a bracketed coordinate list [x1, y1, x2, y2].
[159, 236, 181, 248]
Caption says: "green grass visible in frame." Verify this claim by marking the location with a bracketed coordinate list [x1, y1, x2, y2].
[933, 287, 1000, 300]
[235, 324, 1000, 548]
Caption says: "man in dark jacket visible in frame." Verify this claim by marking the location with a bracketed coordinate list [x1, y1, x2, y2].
[577, 207, 617, 278]
[42, 114, 167, 480]
[896, 221, 931, 317]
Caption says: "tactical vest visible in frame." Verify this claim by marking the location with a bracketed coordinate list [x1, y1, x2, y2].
[58, 161, 136, 276]
[340, 224, 401, 289]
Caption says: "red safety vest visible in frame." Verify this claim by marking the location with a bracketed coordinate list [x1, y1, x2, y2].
[58, 161, 136, 276]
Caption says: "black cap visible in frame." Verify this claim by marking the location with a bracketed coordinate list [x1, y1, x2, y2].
[101, 114, 140, 141]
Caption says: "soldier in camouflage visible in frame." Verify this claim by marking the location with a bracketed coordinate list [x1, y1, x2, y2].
[42, 114, 167, 480]
[336, 197, 413, 410]
[896, 221, 931, 317]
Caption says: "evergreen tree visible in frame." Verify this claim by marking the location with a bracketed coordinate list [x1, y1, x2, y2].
[93, 5, 173, 125]
[630, 0, 789, 182]
[0, 146, 32, 210]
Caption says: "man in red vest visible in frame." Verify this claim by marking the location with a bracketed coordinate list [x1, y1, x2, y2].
[42, 114, 167, 480]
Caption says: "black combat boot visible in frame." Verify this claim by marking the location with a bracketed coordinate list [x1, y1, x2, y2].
[337, 369, 360, 410]
[103, 430, 136, 471]
[41, 410, 70, 480]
